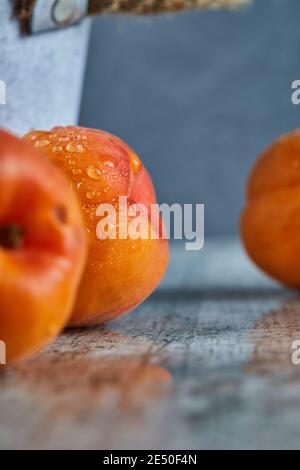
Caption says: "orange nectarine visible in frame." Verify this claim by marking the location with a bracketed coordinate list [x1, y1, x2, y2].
[0, 129, 86, 363]
[24, 126, 168, 326]
[241, 129, 300, 288]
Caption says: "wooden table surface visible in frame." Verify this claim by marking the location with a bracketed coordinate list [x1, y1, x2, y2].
[1, 238, 300, 450]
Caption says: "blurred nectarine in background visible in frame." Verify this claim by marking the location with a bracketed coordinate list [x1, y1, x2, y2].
[241, 129, 300, 288]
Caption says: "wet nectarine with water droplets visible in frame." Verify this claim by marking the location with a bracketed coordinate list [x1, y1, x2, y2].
[24, 126, 169, 326]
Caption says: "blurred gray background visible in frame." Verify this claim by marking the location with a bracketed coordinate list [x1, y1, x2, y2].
[80, 0, 300, 236]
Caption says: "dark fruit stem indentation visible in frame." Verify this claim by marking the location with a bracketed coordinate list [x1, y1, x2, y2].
[0, 223, 25, 250]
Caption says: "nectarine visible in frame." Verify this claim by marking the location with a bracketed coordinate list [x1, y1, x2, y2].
[0, 129, 86, 363]
[24, 126, 168, 326]
[241, 129, 300, 288]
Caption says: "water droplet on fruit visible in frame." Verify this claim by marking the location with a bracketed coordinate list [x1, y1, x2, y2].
[52, 145, 63, 152]
[87, 165, 102, 180]
[72, 168, 82, 175]
[66, 142, 84, 153]
[28, 133, 39, 141]
[130, 153, 142, 174]
[35, 140, 50, 147]
[86, 190, 95, 200]
[103, 160, 115, 168]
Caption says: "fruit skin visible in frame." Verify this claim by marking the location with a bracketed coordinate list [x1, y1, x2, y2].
[24, 126, 169, 326]
[0, 129, 86, 363]
[241, 129, 300, 288]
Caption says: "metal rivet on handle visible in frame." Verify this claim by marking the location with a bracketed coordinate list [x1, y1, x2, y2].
[31, 0, 88, 34]
[52, 0, 77, 26]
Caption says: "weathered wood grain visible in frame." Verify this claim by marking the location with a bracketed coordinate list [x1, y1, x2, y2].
[1, 239, 300, 450]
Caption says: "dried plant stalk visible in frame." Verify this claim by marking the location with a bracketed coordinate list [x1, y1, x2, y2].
[88, 0, 249, 15]
[15, 0, 249, 22]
